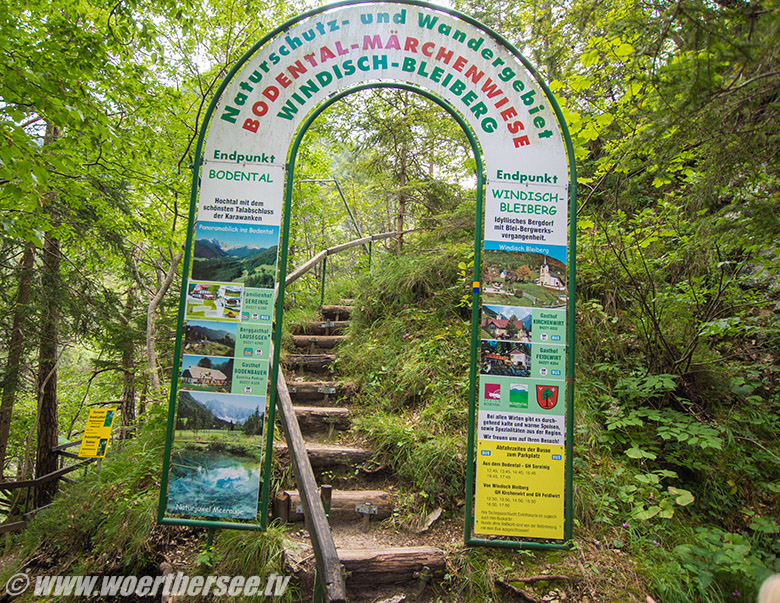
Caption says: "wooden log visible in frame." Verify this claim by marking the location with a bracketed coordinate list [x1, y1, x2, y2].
[290, 321, 350, 336]
[321, 305, 354, 321]
[292, 406, 350, 433]
[282, 354, 336, 373]
[286, 381, 353, 403]
[273, 490, 291, 523]
[291, 335, 344, 350]
[279, 489, 393, 522]
[274, 443, 373, 469]
[339, 547, 446, 587]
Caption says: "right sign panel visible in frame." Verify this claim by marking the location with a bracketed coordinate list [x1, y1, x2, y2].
[474, 163, 570, 541]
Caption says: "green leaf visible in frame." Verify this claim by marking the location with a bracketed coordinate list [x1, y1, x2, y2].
[626, 447, 657, 460]
[669, 487, 695, 506]
[632, 505, 660, 520]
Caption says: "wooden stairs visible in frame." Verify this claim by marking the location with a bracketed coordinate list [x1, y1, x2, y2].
[275, 302, 446, 601]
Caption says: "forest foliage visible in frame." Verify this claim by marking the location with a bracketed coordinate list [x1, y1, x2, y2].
[0, 0, 777, 600]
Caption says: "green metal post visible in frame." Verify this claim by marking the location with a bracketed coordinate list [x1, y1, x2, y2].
[463, 166, 485, 546]
[368, 240, 372, 269]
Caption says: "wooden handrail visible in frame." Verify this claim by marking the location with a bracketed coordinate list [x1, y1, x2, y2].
[284, 229, 414, 287]
[0, 458, 95, 491]
[273, 355, 346, 603]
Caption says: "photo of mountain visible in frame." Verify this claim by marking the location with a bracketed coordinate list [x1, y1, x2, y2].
[176, 390, 265, 434]
[191, 221, 279, 287]
[184, 319, 237, 357]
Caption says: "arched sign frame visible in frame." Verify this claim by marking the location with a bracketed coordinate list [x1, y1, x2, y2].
[158, 0, 577, 549]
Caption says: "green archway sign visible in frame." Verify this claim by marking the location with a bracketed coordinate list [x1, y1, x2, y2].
[158, 0, 576, 549]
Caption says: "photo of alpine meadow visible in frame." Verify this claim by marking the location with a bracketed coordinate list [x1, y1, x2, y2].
[192, 221, 279, 288]
[184, 319, 237, 357]
[179, 355, 234, 392]
[483, 250, 567, 307]
[481, 304, 532, 342]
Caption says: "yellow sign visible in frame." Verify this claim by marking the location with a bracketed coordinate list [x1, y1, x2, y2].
[474, 440, 565, 539]
[77, 408, 117, 458]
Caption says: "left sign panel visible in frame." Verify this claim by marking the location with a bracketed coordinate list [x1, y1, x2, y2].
[162, 163, 285, 522]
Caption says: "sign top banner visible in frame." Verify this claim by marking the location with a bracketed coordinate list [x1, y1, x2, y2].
[204, 0, 570, 185]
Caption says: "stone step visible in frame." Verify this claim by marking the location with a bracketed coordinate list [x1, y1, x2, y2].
[290, 320, 350, 336]
[291, 405, 350, 433]
[274, 442, 373, 470]
[321, 304, 354, 321]
[274, 489, 392, 523]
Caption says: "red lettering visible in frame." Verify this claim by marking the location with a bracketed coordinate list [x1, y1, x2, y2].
[508, 120, 525, 134]
[320, 46, 336, 62]
[500, 106, 518, 121]
[262, 86, 279, 101]
[453, 55, 467, 71]
[513, 135, 530, 148]
[287, 60, 307, 80]
[435, 46, 453, 64]
[252, 101, 268, 117]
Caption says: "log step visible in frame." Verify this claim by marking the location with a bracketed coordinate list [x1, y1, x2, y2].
[274, 442, 373, 469]
[292, 406, 350, 433]
[282, 353, 336, 374]
[321, 304, 354, 321]
[290, 320, 350, 336]
[274, 489, 392, 522]
[291, 335, 344, 350]
[339, 547, 446, 587]
[338, 298, 354, 305]
[286, 381, 354, 404]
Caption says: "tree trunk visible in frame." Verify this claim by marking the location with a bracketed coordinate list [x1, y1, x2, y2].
[35, 227, 61, 507]
[120, 288, 136, 435]
[0, 244, 35, 478]
[35, 122, 61, 508]
[0, 244, 34, 481]
[146, 250, 182, 391]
